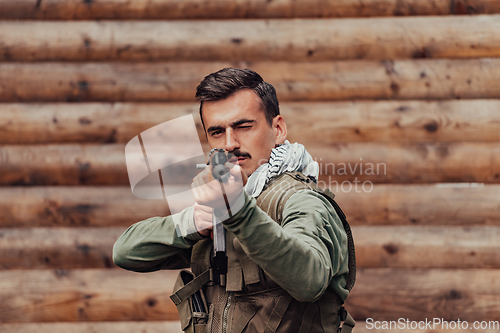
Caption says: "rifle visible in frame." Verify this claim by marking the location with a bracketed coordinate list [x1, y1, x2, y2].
[196, 148, 235, 286]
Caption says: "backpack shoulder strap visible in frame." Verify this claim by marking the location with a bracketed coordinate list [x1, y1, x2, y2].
[272, 171, 357, 292]
[255, 172, 310, 224]
[318, 188, 356, 292]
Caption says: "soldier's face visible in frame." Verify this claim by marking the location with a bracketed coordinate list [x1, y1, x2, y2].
[201, 89, 287, 177]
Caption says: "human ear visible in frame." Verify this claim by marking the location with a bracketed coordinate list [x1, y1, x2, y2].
[273, 115, 287, 146]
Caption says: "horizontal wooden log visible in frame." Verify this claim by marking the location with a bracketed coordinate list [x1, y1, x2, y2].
[346, 268, 500, 321]
[2, 321, 498, 333]
[1, 17, 500, 61]
[283, 100, 500, 143]
[337, 184, 500, 226]
[3, 100, 500, 144]
[1, 184, 499, 228]
[1, 142, 499, 185]
[0, 269, 179, 322]
[1, 226, 499, 269]
[0, 103, 199, 144]
[0, 187, 170, 228]
[309, 142, 500, 183]
[1, 268, 499, 322]
[0, 144, 128, 186]
[0, 227, 123, 269]
[0, 0, 498, 19]
[0, 322, 183, 333]
[1, 60, 500, 102]
[353, 226, 500, 268]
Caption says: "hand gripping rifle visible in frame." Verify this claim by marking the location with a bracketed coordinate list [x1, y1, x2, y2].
[196, 148, 235, 286]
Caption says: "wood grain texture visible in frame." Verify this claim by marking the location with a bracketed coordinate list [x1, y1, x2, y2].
[0, 322, 183, 333]
[1, 184, 498, 228]
[0, 103, 200, 144]
[0, 227, 123, 269]
[0, 187, 170, 228]
[3, 100, 500, 144]
[1, 226, 499, 269]
[0, 0, 498, 19]
[1, 142, 499, 185]
[1, 59, 500, 102]
[2, 321, 498, 333]
[353, 226, 500, 268]
[336, 183, 500, 226]
[1, 268, 499, 322]
[0, 269, 179, 322]
[0, 144, 128, 186]
[310, 142, 500, 183]
[282, 100, 500, 143]
[346, 268, 500, 321]
[1, 17, 499, 61]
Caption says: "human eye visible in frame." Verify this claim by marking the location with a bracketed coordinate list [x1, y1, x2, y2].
[211, 129, 223, 137]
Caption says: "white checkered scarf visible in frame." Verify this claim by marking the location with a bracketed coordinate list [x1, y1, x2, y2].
[244, 140, 319, 198]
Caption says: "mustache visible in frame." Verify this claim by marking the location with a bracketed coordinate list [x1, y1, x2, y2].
[230, 149, 251, 159]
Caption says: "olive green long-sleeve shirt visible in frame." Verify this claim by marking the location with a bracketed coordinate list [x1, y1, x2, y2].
[113, 188, 349, 302]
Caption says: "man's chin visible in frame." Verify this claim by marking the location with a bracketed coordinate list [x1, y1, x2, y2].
[235, 161, 252, 178]
[240, 166, 250, 177]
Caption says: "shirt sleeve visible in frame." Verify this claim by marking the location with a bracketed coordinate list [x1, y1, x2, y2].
[222, 189, 349, 302]
[112, 206, 207, 272]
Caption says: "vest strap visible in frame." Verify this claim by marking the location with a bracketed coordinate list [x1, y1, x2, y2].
[339, 310, 355, 333]
[226, 230, 240, 291]
[283, 172, 356, 292]
[234, 238, 261, 285]
[297, 302, 318, 333]
[170, 269, 211, 306]
[226, 263, 243, 291]
[329, 199, 356, 292]
[263, 294, 293, 333]
[232, 302, 257, 333]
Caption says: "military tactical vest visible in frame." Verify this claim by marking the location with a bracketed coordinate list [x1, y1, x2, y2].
[171, 171, 356, 333]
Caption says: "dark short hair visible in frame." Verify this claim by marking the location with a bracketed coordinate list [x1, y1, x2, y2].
[195, 68, 279, 129]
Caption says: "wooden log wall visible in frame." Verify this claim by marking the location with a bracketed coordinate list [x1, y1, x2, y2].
[0, 1, 499, 332]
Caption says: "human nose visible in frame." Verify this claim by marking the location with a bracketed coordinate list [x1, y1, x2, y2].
[225, 128, 240, 152]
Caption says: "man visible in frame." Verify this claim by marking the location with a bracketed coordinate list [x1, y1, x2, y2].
[113, 68, 355, 333]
